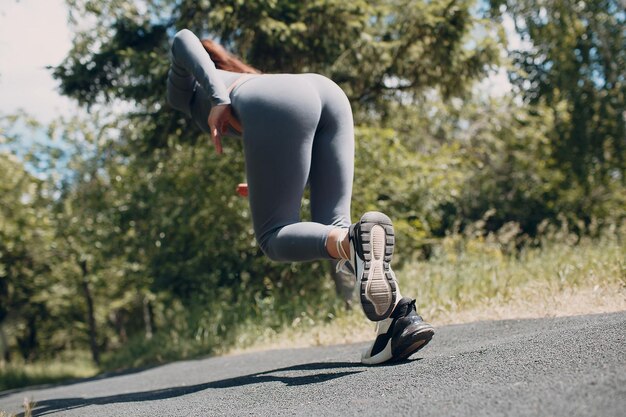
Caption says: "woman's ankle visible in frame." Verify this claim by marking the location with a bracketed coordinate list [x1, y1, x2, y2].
[326, 228, 349, 259]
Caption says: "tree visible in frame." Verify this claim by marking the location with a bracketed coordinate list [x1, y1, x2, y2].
[489, 0, 625, 220]
[0, 115, 57, 361]
[56, 0, 500, 142]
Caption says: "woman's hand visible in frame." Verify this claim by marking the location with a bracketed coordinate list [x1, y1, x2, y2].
[207, 104, 242, 155]
[236, 183, 248, 197]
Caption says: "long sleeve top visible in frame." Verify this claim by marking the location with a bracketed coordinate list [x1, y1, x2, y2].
[166, 29, 241, 133]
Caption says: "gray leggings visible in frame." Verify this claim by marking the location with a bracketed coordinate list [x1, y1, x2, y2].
[229, 74, 354, 262]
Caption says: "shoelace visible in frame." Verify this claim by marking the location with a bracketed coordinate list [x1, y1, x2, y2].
[335, 259, 355, 275]
[335, 229, 353, 275]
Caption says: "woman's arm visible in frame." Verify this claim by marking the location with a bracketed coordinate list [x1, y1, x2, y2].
[166, 29, 230, 116]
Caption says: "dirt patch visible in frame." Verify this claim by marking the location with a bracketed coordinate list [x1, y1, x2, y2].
[433, 282, 626, 325]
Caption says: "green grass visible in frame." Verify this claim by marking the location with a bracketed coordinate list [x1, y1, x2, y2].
[229, 224, 626, 352]
[0, 352, 98, 392]
[101, 225, 626, 362]
[404, 226, 625, 319]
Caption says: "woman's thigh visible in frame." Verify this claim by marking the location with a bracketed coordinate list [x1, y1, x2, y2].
[232, 75, 323, 242]
[305, 74, 354, 228]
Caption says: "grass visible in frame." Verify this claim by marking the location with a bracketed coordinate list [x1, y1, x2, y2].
[0, 352, 98, 392]
[2, 225, 624, 393]
[229, 224, 626, 353]
[406, 226, 626, 322]
[0, 354, 94, 414]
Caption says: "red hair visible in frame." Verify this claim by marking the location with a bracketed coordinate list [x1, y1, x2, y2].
[200, 39, 260, 74]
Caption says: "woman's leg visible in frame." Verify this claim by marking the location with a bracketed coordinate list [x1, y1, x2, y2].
[306, 74, 355, 231]
[233, 74, 337, 262]
[235, 75, 434, 365]
[299, 74, 354, 266]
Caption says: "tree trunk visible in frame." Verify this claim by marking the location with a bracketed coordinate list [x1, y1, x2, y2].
[143, 296, 153, 340]
[0, 324, 10, 363]
[26, 315, 37, 361]
[79, 259, 100, 365]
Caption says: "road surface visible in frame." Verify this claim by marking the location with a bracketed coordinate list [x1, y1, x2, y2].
[1, 311, 624, 416]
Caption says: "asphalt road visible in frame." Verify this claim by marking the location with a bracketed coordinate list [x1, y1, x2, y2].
[1, 311, 624, 417]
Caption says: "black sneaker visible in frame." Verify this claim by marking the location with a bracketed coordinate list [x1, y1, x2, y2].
[336, 211, 398, 321]
[361, 297, 434, 365]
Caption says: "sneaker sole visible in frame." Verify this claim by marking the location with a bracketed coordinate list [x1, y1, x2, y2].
[391, 324, 434, 361]
[358, 211, 397, 321]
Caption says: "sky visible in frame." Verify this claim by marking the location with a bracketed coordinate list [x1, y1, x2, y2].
[0, 0, 79, 123]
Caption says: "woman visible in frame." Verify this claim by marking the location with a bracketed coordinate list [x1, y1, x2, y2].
[167, 29, 434, 364]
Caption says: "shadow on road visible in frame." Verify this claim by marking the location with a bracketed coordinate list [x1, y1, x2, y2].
[18, 361, 365, 417]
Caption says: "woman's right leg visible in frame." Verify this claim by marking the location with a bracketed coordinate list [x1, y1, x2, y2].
[235, 75, 435, 365]
[303, 75, 401, 321]
[304, 74, 357, 304]
[232, 75, 336, 262]
[306, 74, 354, 230]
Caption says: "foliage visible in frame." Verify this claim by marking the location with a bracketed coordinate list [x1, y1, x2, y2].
[409, 218, 626, 319]
[0, 116, 58, 362]
[489, 0, 625, 213]
[56, 0, 500, 145]
[352, 125, 469, 263]
[0, 352, 97, 392]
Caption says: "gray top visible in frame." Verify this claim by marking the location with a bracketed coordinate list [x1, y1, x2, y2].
[167, 29, 240, 115]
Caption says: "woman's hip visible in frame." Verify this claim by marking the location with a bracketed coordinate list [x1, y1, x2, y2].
[232, 74, 323, 130]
